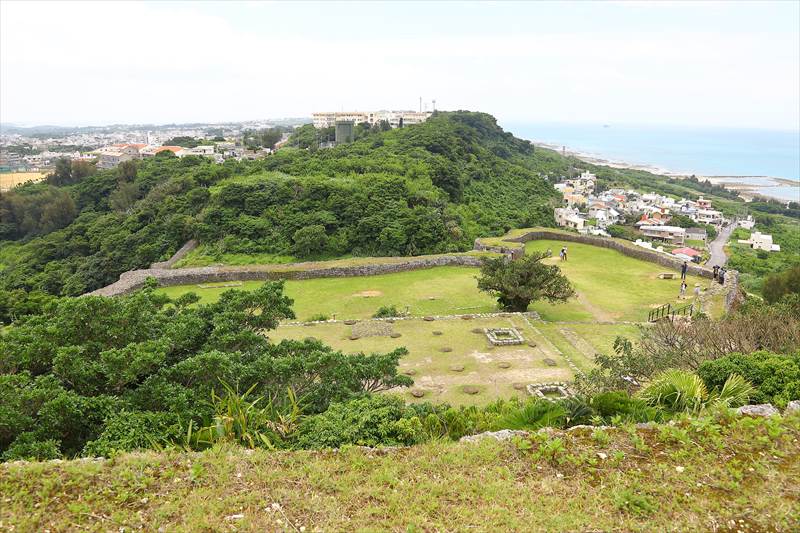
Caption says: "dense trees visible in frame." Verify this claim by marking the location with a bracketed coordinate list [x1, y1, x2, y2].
[477, 252, 575, 311]
[0, 281, 413, 459]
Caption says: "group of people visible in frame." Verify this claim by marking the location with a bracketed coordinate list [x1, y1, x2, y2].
[712, 264, 727, 285]
[559, 246, 568, 261]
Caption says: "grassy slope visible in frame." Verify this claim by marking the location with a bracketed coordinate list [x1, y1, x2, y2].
[524, 240, 712, 322]
[2, 414, 797, 531]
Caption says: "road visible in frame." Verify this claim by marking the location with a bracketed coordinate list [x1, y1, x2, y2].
[707, 222, 736, 267]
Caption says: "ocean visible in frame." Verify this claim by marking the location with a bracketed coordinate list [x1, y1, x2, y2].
[501, 121, 800, 202]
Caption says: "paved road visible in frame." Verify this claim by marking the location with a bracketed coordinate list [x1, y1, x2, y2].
[707, 222, 736, 267]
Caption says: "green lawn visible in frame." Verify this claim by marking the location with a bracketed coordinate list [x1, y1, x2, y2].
[525, 240, 712, 322]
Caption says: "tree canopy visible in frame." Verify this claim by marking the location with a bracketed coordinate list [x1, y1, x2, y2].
[477, 252, 575, 311]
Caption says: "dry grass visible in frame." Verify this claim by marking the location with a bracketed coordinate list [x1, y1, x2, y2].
[2, 414, 797, 531]
[0, 172, 47, 191]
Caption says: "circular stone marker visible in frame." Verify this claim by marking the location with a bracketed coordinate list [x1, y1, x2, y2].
[390, 333, 402, 338]
[462, 385, 480, 395]
[449, 364, 465, 372]
[543, 358, 557, 367]
[471, 328, 484, 334]
[410, 389, 425, 398]
[528, 342, 537, 348]
[498, 362, 511, 369]
[432, 331, 443, 336]
[512, 382, 526, 391]
[403, 369, 417, 376]
[344, 320, 358, 325]
[440, 347, 453, 353]
[349, 335, 360, 341]
[461, 315, 473, 320]
[423, 316, 435, 322]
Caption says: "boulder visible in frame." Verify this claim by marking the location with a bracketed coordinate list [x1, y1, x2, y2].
[736, 404, 779, 418]
[460, 429, 529, 444]
[785, 400, 800, 414]
[410, 389, 425, 398]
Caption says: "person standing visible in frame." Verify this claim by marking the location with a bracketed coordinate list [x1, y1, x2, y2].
[560, 247, 565, 261]
[563, 246, 568, 261]
[680, 281, 687, 298]
[681, 261, 688, 281]
[719, 268, 726, 285]
[712, 265, 719, 281]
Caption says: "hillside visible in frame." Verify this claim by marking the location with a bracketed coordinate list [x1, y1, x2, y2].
[2, 413, 798, 531]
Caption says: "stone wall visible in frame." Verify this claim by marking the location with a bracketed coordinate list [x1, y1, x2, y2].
[472, 239, 524, 260]
[149, 239, 198, 270]
[88, 255, 484, 297]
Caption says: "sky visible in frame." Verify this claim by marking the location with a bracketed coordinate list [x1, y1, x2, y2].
[1, 0, 799, 130]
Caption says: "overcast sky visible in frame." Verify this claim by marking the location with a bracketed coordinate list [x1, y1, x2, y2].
[2, 1, 798, 129]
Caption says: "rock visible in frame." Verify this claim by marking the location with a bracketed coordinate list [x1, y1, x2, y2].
[348, 335, 360, 341]
[432, 331, 443, 336]
[462, 385, 480, 395]
[403, 369, 417, 376]
[461, 315, 473, 320]
[410, 389, 425, 398]
[736, 404, 779, 418]
[390, 333, 402, 338]
[498, 362, 511, 369]
[449, 364, 465, 372]
[471, 328, 484, 334]
[459, 429, 529, 444]
[785, 400, 800, 414]
[343, 320, 358, 325]
[543, 358, 557, 367]
[423, 316, 435, 322]
[440, 347, 453, 353]
[512, 382, 526, 391]
[528, 342, 537, 348]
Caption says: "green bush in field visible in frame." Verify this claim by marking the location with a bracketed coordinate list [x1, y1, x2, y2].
[83, 411, 184, 457]
[372, 305, 401, 318]
[1, 432, 61, 462]
[295, 395, 425, 448]
[697, 350, 800, 408]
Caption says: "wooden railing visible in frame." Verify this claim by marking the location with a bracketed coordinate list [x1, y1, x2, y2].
[648, 302, 694, 323]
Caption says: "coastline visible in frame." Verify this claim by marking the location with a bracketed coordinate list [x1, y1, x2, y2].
[534, 141, 799, 203]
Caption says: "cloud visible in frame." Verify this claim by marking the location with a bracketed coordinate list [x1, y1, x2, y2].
[1, 1, 797, 128]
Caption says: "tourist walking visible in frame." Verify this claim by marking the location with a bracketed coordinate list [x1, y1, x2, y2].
[681, 261, 688, 281]
[679, 281, 687, 298]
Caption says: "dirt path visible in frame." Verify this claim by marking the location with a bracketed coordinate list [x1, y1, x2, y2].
[574, 291, 615, 323]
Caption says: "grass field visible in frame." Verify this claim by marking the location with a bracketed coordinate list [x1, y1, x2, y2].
[270, 315, 626, 405]
[157, 241, 717, 323]
[0, 171, 47, 191]
[525, 240, 713, 322]
[3, 415, 797, 531]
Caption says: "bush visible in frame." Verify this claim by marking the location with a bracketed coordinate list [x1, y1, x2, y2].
[697, 351, 800, 408]
[306, 313, 330, 322]
[295, 395, 424, 448]
[1, 432, 61, 461]
[589, 391, 659, 423]
[372, 305, 401, 319]
[82, 411, 184, 457]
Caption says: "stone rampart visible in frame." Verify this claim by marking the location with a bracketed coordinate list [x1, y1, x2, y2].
[149, 239, 198, 269]
[88, 255, 484, 297]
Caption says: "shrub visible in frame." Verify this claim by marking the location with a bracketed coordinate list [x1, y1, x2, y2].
[372, 305, 401, 319]
[589, 391, 659, 423]
[82, 411, 184, 457]
[1, 432, 61, 461]
[306, 313, 330, 322]
[697, 350, 800, 408]
[497, 400, 567, 431]
[295, 395, 424, 448]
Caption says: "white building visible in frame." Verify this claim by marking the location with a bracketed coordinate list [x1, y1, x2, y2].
[312, 110, 433, 129]
[554, 207, 586, 230]
[739, 215, 756, 230]
[738, 232, 780, 252]
[694, 209, 723, 225]
[639, 225, 686, 244]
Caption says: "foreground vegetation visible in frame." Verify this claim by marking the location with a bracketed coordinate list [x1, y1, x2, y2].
[2, 412, 798, 531]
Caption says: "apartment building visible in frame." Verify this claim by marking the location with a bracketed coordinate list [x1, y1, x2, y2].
[312, 110, 433, 129]
[639, 225, 686, 245]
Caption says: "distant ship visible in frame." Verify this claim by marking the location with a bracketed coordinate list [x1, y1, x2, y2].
[603, 124, 610, 128]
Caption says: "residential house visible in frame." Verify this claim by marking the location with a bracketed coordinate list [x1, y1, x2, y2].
[737, 232, 780, 252]
[693, 209, 723, 225]
[554, 207, 586, 230]
[685, 227, 708, 241]
[639, 225, 686, 245]
[671, 247, 702, 263]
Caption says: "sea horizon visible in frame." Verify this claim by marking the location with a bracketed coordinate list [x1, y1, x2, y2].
[502, 121, 800, 203]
